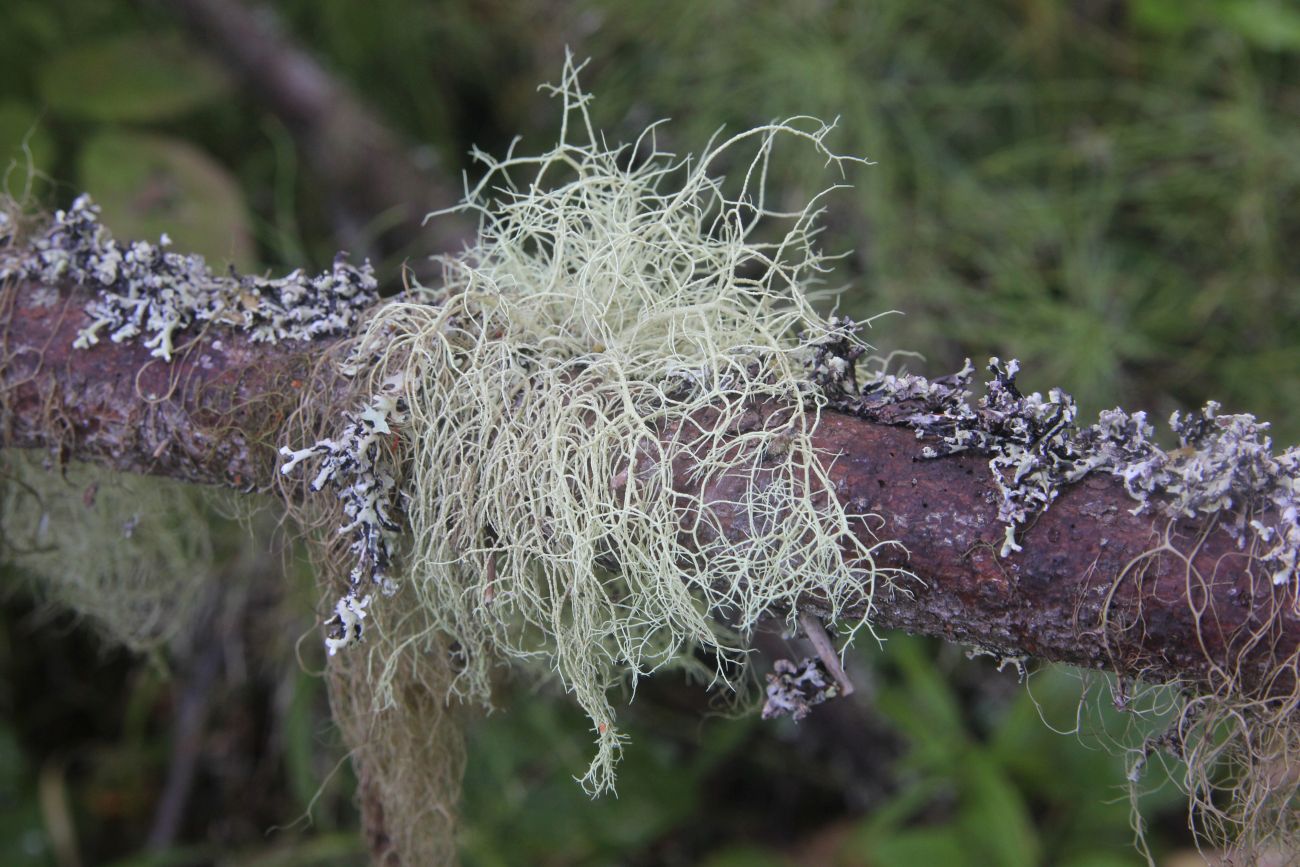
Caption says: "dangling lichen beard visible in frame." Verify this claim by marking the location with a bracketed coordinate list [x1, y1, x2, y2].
[0, 451, 215, 652]
[323, 57, 908, 795]
[1103, 529, 1300, 864]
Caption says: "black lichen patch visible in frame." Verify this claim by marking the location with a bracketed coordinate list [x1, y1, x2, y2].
[280, 378, 406, 655]
[802, 314, 867, 397]
[0, 195, 378, 360]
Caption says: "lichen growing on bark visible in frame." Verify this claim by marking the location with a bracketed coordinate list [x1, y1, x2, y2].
[282, 56, 908, 794]
[0, 194, 378, 360]
[849, 356, 1300, 590]
[839, 354, 1300, 860]
[280, 383, 407, 655]
[3, 56, 1292, 865]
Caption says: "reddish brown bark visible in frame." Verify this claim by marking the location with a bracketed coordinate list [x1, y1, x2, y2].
[683, 404, 1300, 696]
[4, 277, 1297, 700]
[0, 278, 319, 489]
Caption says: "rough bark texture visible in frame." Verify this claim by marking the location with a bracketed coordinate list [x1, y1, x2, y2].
[679, 403, 1299, 696]
[4, 276, 1298, 701]
[1, 278, 318, 490]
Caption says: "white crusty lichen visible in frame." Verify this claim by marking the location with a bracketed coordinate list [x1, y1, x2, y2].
[280, 377, 406, 655]
[852, 357, 1300, 586]
[1, 195, 378, 360]
[1120, 402, 1300, 586]
[857, 357, 1084, 556]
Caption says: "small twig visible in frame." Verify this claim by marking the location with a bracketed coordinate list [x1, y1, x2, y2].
[37, 756, 81, 867]
[158, 0, 473, 270]
[799, 610, 854, 697]
[146, 613, 224, 850]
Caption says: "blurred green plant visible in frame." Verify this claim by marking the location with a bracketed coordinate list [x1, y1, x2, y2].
[0, 723, 51, 866]
[846, 638, 1184, 867]
[37, 33, 230, 123]
[76, 130, 255, 270]
[566, 0, 1300, 443]
[686, 642, 1193, 867]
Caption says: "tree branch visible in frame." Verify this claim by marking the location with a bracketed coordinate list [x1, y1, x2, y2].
[5, 274, 1296, 699]
[1, 277, 313, 489]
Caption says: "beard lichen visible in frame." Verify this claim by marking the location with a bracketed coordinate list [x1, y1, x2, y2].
[6, 55, 1292, 863]
[282, 58, 907, 795]
[0, 450, 214, 652]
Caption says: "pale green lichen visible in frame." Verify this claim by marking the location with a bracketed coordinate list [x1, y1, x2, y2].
[0, 451, 214, 651]
[285, 57, 907, 793]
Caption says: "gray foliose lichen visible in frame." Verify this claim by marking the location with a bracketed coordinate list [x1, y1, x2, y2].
[761, 657, 841, 721]
[1, 195, 378, 360]
[279, 377, 406, 655]
[806, 329, 1299, 586]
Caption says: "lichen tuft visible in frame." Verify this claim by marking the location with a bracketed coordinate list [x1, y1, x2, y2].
[284, 56, 907, 793]
[0, 451, 214, 651]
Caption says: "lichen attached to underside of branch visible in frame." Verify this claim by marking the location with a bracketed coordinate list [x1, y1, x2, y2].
[280, 381, 407, 655]
[3, 55, 1292, 864]
[281, 56, 909, 795]
[0, 194, 379, 360]
[0, 450, 215, 652]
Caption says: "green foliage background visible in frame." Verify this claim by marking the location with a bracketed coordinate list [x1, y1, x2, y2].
[1, 0, 1297, 864]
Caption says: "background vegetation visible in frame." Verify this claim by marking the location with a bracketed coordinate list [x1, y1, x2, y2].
[1, 0, 1297, 864]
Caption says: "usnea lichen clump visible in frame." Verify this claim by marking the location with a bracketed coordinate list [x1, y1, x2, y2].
[0, 194, 378, 360]
[283, 60, 906, 793]
[0, 451, 214, 651]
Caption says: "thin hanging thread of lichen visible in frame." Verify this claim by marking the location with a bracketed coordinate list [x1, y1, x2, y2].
[852, 357, 1300, 862]
[285, 56, 907, 793]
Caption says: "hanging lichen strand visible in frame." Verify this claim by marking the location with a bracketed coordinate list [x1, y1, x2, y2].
[0, 451, 215, 652]
[282, 58, 908, 793]
[3, 62, 1297, 863]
